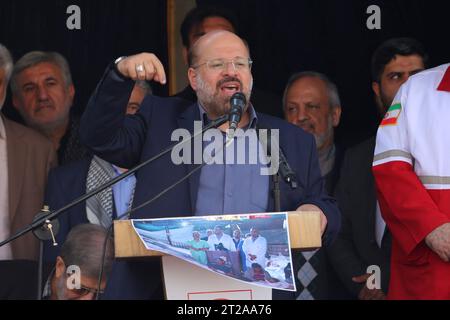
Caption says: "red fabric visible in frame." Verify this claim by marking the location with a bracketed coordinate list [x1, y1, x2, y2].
[373, 161, 450, 299]
[437, 66, 450, 92]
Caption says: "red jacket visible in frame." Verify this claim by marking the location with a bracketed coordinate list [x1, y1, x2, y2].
[373, 64, 450, 299]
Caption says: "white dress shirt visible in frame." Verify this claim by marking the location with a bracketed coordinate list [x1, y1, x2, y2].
[375, 201, 386, 248]
[207, 233, 236, 252]
[242, 235, 267, 268]
[0, 116, 12, 260]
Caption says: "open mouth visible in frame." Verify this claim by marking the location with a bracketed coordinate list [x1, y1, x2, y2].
[220, 82, 241, 95]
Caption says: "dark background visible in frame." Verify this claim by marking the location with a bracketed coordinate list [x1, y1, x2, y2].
[0, 0, 168, 118]
[1, 0, 449, 147]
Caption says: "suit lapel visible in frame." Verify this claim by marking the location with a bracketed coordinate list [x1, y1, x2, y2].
[176, 104, 202, 213]
[4, 117, 27, 224]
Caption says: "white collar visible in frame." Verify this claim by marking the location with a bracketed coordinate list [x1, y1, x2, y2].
[0, 115, 6, 140]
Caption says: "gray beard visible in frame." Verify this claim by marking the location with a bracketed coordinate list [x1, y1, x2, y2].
[314, 115, 334, 150]
[196, 75, 253, 119]
[55, 276, 68, 300]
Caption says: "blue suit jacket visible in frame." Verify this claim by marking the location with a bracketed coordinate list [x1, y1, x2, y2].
[79, 65, 340, 299]
[42, 158, 92, 264]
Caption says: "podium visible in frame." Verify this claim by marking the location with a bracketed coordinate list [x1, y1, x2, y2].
[114, 211, 322, 258]
[113, 211, 321, 299]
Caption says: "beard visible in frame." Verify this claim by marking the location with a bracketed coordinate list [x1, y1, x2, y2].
[313, 114, 334, 151]
[20, 101, 71, 135]
[55, 275, 68, 300]
[376, 88, 394, 117]
[196, 74, 253, 119]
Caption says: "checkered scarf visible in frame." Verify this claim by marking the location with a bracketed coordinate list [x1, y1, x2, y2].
[85, 156, 116, 228]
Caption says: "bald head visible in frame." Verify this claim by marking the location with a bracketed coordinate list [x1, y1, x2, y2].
[187, 30, 253, 122]
[188, 30, 249, 67]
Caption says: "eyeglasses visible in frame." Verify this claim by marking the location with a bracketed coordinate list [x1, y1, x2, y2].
[70, 284, 104, 297]
[193, 57, 253, 72]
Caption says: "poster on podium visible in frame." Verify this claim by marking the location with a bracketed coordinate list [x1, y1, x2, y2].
[162, 255, 273, 300]
[132, 212, 296, 292]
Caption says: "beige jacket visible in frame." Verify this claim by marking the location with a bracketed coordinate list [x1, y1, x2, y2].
[3, 115, 57, 260]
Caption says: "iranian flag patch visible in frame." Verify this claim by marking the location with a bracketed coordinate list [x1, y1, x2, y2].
[381, 103, 401, 126]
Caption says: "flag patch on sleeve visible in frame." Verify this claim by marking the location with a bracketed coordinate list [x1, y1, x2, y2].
[380, 103, 401, 126]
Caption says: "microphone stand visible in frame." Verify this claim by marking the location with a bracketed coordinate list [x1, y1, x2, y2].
[95, 120, 232, 299]
[0, 114, 229, 299]
[256, 125, 299, 212]
[273, 173, 282, 212]
[32, 206, 59, 300]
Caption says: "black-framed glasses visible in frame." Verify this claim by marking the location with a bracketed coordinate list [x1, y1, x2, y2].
[69, 284, 104, 297]
[193, 57, 253, 72]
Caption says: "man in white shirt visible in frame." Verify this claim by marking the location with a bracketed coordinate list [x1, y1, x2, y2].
[242, 227, 267, 269]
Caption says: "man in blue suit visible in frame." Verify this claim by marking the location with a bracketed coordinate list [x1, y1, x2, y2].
[42, 81, 152, 275]
[79, 30, 340, 299]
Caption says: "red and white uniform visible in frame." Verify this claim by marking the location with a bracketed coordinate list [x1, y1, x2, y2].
[373, 63, 450, 299]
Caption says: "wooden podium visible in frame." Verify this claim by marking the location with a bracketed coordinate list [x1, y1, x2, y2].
[114, 211, 322, 258]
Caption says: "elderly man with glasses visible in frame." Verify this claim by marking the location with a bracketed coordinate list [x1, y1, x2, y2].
[80, 30, 340, 300]
[43, 224, 114, 300]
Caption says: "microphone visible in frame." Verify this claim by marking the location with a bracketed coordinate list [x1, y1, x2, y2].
[228, 92, 246, 138]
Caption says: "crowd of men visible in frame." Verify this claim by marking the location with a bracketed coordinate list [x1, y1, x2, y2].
[0, 5, 449, 300]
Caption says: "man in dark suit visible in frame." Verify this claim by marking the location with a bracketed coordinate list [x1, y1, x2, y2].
[283, 71, 343, 195]
[327, 38, 428, 300]
[283, 71, 349, 299]
[79, 30, 340, 299]
[42, 81, 150, 264]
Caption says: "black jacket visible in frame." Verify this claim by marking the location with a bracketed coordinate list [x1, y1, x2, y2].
[327, 137, 391, 296]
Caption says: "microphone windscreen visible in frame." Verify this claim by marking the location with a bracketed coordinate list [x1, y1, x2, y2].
[230, 92, 246, 110]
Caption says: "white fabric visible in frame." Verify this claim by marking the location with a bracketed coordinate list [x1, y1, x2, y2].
[0, 116, 12, 260]
[375, 201, 386, 248]
[373, 63, 450, 190]
[242, 235, 267, 268]
[207, 233, 236, 252]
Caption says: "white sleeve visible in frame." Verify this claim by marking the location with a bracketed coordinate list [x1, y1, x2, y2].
[373, 83, 412, 167]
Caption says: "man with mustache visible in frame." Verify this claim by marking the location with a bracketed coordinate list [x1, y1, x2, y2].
[373, 60, 450, 299]
[0, 44, 56, 261]
[10, 51, 89, 165]
[329, 38, 428, 300]
[43, 224, 114, 300]
[79, 30, 340, 299]
[283, 72, 343, 193]
[282, 72, 347, 299]
[0, 44, 56, 299]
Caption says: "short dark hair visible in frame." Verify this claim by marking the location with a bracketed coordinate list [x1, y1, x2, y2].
[371, 37, 429, 83]
[180, 5, 239, 49]
[60, 224, 114, 279]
